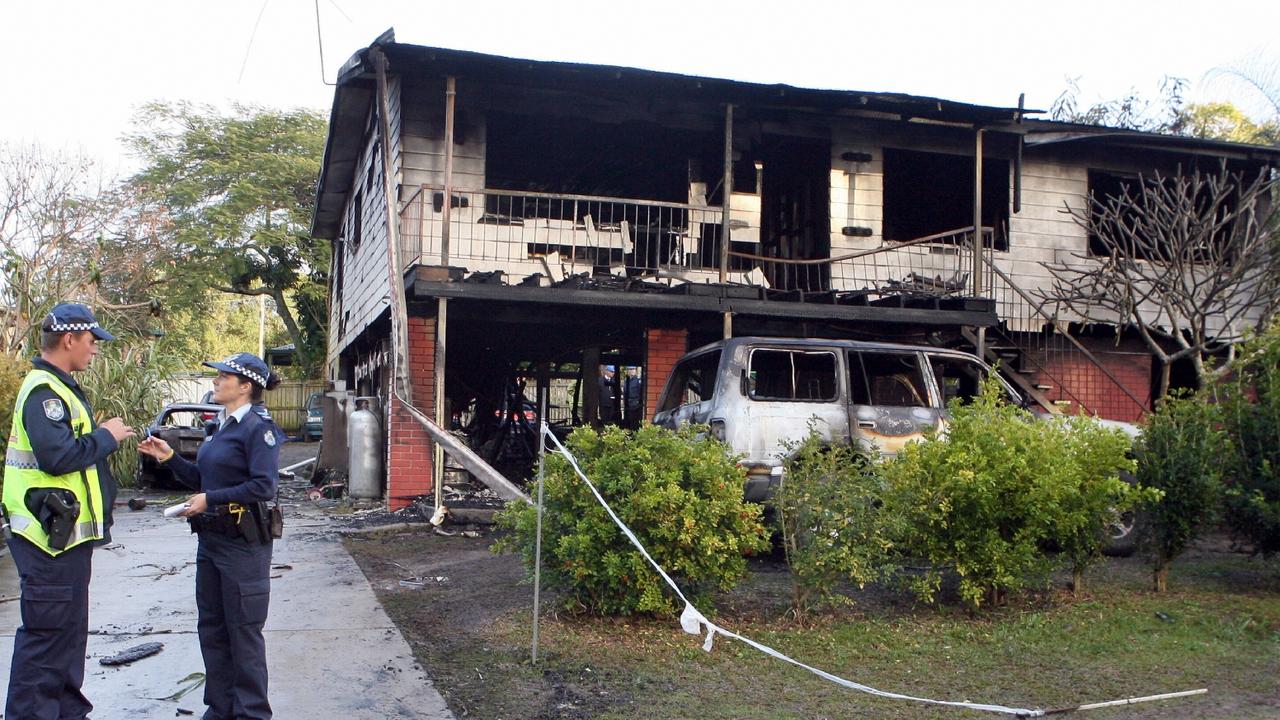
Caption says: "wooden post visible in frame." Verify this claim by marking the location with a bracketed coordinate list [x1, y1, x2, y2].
[433, 298, 447, 513]
[972, 127, 984, 297]
[442, 77, 457, 265]
[721, 104, 734, 339]
[371, 48, 412, 407]
[582, 347, 601, 428]
[973, 127, 986, 359]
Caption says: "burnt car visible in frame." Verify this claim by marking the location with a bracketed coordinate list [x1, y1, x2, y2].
[136, 402, 221, 488]
[652, 336, 1142, 555]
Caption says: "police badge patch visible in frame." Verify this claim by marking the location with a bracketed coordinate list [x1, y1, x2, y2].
[263, 430, 276, 447]
[43, 398, 66, 422]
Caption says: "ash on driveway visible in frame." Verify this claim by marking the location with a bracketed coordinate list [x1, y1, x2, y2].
[0, 442, 454, 719]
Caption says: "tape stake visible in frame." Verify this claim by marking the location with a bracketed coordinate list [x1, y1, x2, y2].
[1042, 688, 1209, 715]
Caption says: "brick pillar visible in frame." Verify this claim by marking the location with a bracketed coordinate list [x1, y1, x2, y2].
[644, 328, 688, 417]
[387, 315, 437, 510]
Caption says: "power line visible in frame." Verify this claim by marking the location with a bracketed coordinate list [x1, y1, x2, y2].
[237, 0, 272, 84]
[314, 0, 336, 86]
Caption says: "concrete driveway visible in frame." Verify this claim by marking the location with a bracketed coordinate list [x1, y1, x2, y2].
[1, 482, 454, 719]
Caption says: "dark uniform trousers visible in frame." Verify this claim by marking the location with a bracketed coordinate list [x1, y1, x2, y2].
[195, 531, 273, 720]
[5, 536, 94, 720]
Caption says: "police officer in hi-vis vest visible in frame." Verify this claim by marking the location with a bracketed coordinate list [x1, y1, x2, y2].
[138, 352, 280, 720]
[2, 303, 136, 720]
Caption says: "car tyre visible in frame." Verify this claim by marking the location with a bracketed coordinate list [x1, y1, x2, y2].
[1102, 508, 1139, 557]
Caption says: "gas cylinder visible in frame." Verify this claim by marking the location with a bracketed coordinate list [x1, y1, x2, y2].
[346, 397, 383, 499]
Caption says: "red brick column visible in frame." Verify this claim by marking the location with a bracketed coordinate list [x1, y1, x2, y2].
[644, 328, 688, 417]
[387, 315, 437, 510]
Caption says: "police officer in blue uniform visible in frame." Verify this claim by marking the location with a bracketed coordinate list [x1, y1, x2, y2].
[138, 352, 279, 720]
[3, 302, 135, 720]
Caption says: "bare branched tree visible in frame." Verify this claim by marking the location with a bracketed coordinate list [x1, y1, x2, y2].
[1040, 163, 1280, 398]
[0, 143, 182, 355]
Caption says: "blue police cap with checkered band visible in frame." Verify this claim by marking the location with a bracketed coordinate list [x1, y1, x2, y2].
[42, 302, 116, 341]
[203, 352, 271, 389]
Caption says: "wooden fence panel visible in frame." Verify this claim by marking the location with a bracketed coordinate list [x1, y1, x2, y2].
[263, 380, 327, 433]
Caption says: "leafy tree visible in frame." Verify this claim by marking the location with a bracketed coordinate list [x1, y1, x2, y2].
[495, 424, 769, 616]
[1178, 102, 1280, 145]
[126, 102, 329, 373]
[0, 142, 197, 487]
[1217, 325, 1280, 556]
[1050, 73, 1279, 146]
[1134, 393, 1225, 592]
[1050, 76, 1189, 133]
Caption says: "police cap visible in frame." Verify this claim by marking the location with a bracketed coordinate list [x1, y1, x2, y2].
[42, 302, 116, 341]
[204, 352, 271, 389]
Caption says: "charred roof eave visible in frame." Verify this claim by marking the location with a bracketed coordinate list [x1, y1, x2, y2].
[380, 42, 1031, 126]
[311, 47, 377, 240]
[313, 34, 1037, 238]
[1023, 120, 1280, 164]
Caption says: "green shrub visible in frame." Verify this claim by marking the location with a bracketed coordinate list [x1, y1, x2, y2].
[1219, 326, 1280, 556]
[0, 352, 28, 500]
[881, 378, 1137, 609]
[1047, 415, 1147, 593]
[775, 431, 898, 613]
[1135, 392, 1225, 592]
[495, 424, 770, 616]
[78, 339, 187, 487]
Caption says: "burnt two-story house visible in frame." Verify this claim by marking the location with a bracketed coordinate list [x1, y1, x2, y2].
[313, 32, 1278, 507]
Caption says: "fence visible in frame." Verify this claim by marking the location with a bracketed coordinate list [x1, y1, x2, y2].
[263, 380, 327, 433]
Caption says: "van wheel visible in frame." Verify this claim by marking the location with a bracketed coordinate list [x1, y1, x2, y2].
[1103, 508, 1138, 557]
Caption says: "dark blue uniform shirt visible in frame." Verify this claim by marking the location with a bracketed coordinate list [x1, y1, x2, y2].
[167, 404, 279, 505]
[22, 358, 119, 541]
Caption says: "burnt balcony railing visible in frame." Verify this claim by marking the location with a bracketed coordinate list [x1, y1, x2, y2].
[399, 186, 729, 284]
[728, 226, 995, 298]
[398, 185, 992, 299]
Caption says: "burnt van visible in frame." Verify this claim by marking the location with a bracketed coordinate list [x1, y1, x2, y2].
[652, 336, 1039, 501]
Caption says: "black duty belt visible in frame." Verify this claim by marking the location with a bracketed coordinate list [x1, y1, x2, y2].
[190, 502, 270, 543]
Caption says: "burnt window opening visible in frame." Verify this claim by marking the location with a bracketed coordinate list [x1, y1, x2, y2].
[485, 111, 712, 217]
[367, 141, 379, 194]
[848, 351, 929, 407]
[658, 350, 722, 413]
[882, 148, 1009, 251]
[747, 349, 838, 402]
[349, 187, 363, 253]
[1086, 169, 1242, 261]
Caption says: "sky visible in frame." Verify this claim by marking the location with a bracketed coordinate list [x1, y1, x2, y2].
[2, 0, 1277, 174]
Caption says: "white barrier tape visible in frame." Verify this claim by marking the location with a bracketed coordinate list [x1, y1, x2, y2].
[540, 425, 1043, 717]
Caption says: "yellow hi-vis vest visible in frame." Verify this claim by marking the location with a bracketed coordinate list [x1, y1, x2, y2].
[2, 368, 105, 556]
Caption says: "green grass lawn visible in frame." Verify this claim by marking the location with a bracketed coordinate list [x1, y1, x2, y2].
[354, 532, 1280, 719]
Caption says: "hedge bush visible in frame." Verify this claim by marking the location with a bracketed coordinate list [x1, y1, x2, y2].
[78, 339, 186, 487]
[1219, 327, 1280, 557]
[0, 352, 28, 500]
[495, 424, 770, 615]
[1135, 392, 1225, 592]
[775, 432, 898, 613]
[880, 378, 1137, 609]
